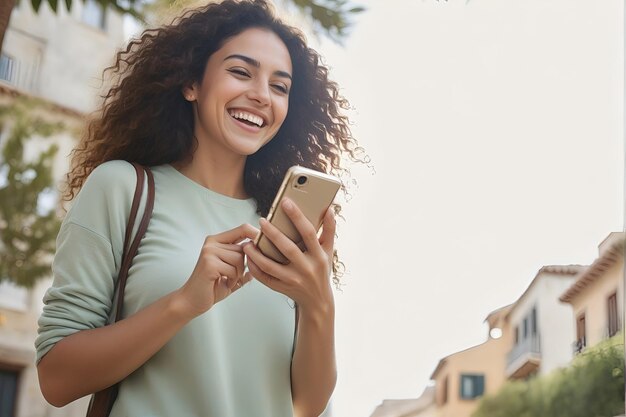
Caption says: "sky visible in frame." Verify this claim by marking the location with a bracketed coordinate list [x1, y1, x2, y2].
[305, 1, 624, 416]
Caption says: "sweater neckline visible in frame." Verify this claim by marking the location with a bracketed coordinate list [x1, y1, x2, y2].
[163, 164, 257, 210]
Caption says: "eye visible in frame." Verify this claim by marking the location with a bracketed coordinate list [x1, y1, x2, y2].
[271, 83, 289, 94]
[227, 68, 251, 78]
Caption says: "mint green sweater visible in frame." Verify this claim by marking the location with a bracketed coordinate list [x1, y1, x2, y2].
[36, 161, 296, 417]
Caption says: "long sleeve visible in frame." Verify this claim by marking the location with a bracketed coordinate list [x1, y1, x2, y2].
[35, 161, 139, 362]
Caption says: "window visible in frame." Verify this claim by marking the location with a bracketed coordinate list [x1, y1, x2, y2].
[460, 374, 485, 400]
[531, 307, 537, 336]
[0, 54, 15, 83]
[82, 0, 107, 30]
[0, 367, 19, 417]
[608, 292, 619, 337]
[514, 325, 519, 344]
[575, 313, 586, 353]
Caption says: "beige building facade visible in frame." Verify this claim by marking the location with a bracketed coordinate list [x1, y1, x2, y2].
[3, 0, 124, 112]
[560, 232, 624, 352]
[370, 387, 436, 417]
[427, 305, 511, 417]
[374, 240, 623, 417]
[384, 265, 585, 417]
[425, 265, 583, 417]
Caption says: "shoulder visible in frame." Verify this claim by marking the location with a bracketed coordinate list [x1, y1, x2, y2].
[84, 160, 138, 194]
[65, 160, 139, 231]
[76, 160, 142, 208]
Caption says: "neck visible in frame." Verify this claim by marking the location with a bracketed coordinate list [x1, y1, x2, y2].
[173, 145, 248, 199]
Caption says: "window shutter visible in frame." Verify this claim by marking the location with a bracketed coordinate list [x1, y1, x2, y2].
[475, 375, 485, 397]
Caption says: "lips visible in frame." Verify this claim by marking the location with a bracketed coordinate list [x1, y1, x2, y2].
[228, 109, 267, 128]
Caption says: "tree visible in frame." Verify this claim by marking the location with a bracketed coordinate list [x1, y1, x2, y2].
[0, 97, 63, 288]
[0, 0, 365, 52]
[472, 335, 625, 417]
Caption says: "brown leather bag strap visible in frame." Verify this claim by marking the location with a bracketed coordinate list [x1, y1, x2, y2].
[114, 163, 155, 322]
[86, 163, 155, 417]
[121, 164, 145, 256]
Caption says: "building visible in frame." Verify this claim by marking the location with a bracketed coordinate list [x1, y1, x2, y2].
[394, 264, 584, 417]
[504, 265, 584, 379]
[425, 265, 583, 417]
[560, 232, 624, 353]
[375, 240, 620, 417]
[2, 0, 124, 112]
[427, 304, 512, 417]
[0, 1, 124, 415]
[369, 387, 436, 417]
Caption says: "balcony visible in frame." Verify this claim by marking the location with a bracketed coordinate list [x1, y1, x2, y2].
[572, 337, 586, 355]
[506, 335, 541, 379]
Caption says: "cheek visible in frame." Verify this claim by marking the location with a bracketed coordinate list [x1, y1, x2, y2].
[276, 99, 290, 125]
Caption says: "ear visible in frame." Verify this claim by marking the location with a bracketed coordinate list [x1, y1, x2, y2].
[182, 83, 197, 102]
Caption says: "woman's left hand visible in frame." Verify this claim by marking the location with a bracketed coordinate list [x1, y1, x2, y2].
[242, 198, 335, 313]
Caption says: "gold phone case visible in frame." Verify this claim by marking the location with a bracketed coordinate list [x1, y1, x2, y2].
[254, 166, 341, 264]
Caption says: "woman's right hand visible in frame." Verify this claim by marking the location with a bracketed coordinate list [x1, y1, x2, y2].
[176, 224, 259, 318]
[37, 224, 259, 407]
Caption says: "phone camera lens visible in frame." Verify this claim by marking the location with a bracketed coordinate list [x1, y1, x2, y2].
[297, 175, 307, 185]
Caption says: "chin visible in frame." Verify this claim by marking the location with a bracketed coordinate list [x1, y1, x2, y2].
[228, 137, 273, 156]
[229, 142, 266, 157]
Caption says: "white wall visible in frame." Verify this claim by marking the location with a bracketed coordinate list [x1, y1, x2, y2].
[537, 274, 576, 375]
[507, 272, 576, 376]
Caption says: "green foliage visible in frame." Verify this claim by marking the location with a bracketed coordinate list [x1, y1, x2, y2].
[471, 380, 531, 417]
[287, 0, 365, 42]
[22, 0, 363, 41]
[0, 98, 63, 288]
[24, 0, 143, 20]
[473, 334, 625, 417]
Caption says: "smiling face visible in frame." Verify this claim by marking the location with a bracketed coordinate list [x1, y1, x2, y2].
[184, 27, 293, 159]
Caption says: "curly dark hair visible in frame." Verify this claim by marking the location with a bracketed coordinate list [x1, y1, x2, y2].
[65, 0, 364, 282]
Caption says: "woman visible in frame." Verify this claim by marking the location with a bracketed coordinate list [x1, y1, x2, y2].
[36, 1, 361, 416]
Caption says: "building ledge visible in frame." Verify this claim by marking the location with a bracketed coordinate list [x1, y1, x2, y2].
[507, 354, 540, 379]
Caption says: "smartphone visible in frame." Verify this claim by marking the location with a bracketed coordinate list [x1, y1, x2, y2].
[254, 166, 341, 264]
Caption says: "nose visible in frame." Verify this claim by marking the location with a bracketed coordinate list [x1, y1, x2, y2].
[247, 80, 271, 106]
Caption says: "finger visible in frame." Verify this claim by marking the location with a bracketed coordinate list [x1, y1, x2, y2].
[202, 256, 238, 284]
[319, 208, 336, 254]
[214, 275, 233, 301]
[230, 279, 244, 293]
[232, 270, 254, 293]
[211, 224, 259, 244]
[243, 242, 288, 281]
[221, 274, 240, 292]
[216, 243, 245, 252]
[216, 249, 245, 280]
[246, 257, 287, 295]
[281, 198, 324, 256]
[258, 218, 306, 264]
[223, 267, 243, 291]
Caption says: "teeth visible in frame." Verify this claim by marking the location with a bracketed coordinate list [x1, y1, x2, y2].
[229, 110, 264, 127]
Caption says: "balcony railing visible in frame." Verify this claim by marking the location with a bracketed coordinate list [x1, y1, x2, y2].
[507, 334, 541, 371]
[572, 337, 586, 354]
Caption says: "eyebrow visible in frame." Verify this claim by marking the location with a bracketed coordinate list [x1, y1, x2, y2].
[224, 54, 292, 80]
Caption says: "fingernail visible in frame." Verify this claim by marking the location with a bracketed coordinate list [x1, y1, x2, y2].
[282, 199, 293, 210]
[259, 218, 268, 227]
